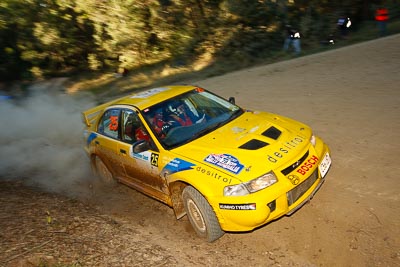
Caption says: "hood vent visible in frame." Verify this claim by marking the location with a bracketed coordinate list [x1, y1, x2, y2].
[239, 139, 269, 150]
[262, 126, 281, 140]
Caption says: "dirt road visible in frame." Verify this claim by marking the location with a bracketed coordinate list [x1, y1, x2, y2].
[1, 35, 399, 266]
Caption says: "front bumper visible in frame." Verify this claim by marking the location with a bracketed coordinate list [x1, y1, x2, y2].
[210, 138, 331, 232]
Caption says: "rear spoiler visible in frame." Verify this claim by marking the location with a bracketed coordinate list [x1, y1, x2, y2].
[81, 101, 112, 127]
[82, 93, 134, 127]
[82, 108, 101, 127]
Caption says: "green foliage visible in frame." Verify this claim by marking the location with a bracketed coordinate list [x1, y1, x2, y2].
[0, 0, 397, 82]
[0, 0, 98, 80]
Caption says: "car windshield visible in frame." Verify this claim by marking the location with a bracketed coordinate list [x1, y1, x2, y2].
[142, 88, 243, 149]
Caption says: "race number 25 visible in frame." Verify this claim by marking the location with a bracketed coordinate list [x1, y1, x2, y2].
[151, 153, 159, 167]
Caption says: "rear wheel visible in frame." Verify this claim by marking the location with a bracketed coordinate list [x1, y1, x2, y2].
[182, 186, 224, 242]
[94, 156, 114, 184]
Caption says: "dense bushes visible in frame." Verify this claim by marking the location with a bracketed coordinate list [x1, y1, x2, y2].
[1, 0, 398, 82]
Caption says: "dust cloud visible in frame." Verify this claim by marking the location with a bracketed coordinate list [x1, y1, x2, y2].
[0, 88, 97, 196]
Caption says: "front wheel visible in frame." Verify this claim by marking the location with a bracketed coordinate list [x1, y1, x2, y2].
[182, 186, 224, 242]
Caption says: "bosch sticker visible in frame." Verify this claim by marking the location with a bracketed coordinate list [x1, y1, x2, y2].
[204, 154, 244, 174]
[297, 155, 319, 175]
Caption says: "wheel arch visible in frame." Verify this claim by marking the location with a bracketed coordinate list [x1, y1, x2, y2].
[90, 153, 113, 179]
[168, 179, 222, 221]
[89, 153, 97, 172]
[169, 179, 215, 220]
[169, 180, 188, 219]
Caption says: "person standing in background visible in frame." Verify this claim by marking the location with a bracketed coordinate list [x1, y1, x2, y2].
[375, 7, 389, 36]
[337, 17, 352, 38]
[283, 25, 301, 55]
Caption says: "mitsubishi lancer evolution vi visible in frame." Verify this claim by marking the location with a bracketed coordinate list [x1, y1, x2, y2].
[82, 85, 331, 242]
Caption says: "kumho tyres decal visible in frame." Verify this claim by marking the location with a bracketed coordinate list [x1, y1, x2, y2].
[204, 154, 244, 174]
[219, 203, 256, 210]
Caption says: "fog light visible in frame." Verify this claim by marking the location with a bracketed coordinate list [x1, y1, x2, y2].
[267, 200, 276, 212]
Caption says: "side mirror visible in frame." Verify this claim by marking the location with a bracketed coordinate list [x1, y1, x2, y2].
[228, 97, 236, 104]
[132, 140, 150, 153]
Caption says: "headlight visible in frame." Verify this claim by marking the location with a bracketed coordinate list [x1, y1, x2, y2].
[223, 183, 249, 197]
[223, 171, 278, 196]
[310, 134, 316, 146]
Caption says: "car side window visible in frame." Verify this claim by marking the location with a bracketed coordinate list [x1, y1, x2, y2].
[122, 109, 151, 144]
[98, 109, 121, 139]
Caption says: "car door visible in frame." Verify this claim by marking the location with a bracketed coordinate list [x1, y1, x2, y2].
[95, 108, 125, 178]
[117, 108, 170, 203]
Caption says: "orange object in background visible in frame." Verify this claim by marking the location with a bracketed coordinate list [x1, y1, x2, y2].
[375, 8, 389, 21]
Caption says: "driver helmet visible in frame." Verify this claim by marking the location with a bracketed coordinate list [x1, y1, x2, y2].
[167, 100, 185, 116]
[153, 108, 164, 119]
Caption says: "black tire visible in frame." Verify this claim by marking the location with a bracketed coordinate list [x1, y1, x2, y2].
[182, 186, 224, 242]
[94, 156, 114, 184]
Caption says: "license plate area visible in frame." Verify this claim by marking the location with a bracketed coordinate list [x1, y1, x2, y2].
[319, 152, 331, 178]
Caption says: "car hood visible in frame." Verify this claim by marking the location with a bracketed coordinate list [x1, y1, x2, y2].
[172, 110, 313, 182]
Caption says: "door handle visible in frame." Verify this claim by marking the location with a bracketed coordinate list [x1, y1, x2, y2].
[120, 149, 126, 154]
[95, 140, 100, 145]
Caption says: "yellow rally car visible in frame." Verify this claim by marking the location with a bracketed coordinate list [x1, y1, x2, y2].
[82, 85, 331, 242]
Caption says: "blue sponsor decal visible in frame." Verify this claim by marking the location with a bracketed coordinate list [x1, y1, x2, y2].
[204, 154, 244, 174]
[162, 158, 195, 175]
[132, 152, 149, 161]
[86, 132, 97, 146]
